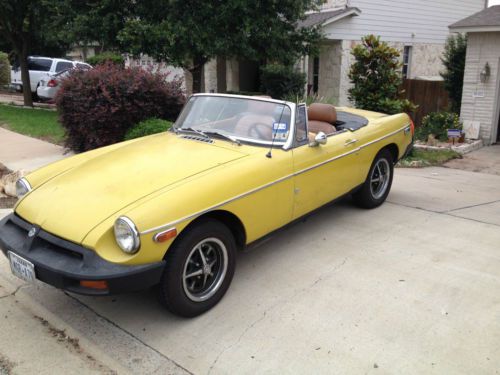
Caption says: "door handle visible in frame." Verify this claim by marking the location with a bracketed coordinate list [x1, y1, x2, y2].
[344, 139, 358, 146]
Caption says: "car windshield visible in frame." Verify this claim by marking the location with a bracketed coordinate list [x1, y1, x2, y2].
[174, 96, 292, 145]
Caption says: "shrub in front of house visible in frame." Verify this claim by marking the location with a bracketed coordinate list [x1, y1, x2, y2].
[260, 64, 305, 100]
[0, 52, 10, 87]
[86, 52, 125, 66]
[124, 118, 172, 140]
[56, 62, 185, 152]
[441, 34, 467, 114]
[348, 34, 417, 115]
[416, 112, 462, 142]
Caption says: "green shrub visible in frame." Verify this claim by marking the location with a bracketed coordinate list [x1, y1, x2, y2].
[260, 64, 305, 100]
[86, 52, 124, 66]
[125, 118, 172, 140]
[348, 35, 417, 114]
[441, 34, 467, 114]
[0, 52, 10, 87]
[416, 112, 462, 142]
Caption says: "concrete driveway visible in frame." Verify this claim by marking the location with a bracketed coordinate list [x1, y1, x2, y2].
[1, 166, 499, 374]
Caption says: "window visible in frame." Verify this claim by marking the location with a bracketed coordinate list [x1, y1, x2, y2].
[55, 61, 74, 73]
[313, 57, 320, 93]
[402, 46, 412, 79]
[295, 105, 308, 144]
[76, 63, 91, 70]
[27, 58, 52, 72]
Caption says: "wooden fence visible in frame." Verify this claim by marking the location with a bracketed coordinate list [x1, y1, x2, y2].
[400, 79, 449, 126]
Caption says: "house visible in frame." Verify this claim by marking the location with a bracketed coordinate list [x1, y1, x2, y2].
[450, 5, 500, 144]
[201, 0, 485, 105]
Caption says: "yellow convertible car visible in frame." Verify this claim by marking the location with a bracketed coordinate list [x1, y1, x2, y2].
[0, 94, 413, 317]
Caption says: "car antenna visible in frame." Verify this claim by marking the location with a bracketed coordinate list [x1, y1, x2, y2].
[266, 104, 287, 159]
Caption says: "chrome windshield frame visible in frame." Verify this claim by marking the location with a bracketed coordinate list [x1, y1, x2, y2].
[173, 93, 297, 150]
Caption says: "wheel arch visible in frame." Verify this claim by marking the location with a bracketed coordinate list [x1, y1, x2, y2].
[178, 210, 247, 251]
[380, 143, 399, 163]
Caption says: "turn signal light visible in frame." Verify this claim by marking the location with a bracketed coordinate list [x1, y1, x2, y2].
[410, 119, 415, 137]
[80, 280, 108, 290]
[154, 228, 177, 243]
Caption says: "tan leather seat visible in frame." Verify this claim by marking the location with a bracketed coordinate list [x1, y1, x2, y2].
[307, 103, 337, 135]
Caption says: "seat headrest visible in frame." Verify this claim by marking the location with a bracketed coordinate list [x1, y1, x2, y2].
[308, 103, 337, 124]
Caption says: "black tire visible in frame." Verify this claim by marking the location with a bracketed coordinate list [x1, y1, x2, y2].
[352, 149, 394, 209]
[31, 86, 39, 102]
[157, 219, 236, 317]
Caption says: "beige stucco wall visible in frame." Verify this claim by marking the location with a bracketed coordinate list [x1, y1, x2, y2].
[460, 32, 500, 144]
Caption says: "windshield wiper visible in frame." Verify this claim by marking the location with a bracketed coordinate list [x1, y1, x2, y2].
[175, 127, 210, 139]
[203, 131, 241, 146]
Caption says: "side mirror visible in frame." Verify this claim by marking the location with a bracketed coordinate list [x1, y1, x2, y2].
[309, 131, 327, 147]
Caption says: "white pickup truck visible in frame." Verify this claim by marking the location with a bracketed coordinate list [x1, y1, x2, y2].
[11, 56, 90, 94]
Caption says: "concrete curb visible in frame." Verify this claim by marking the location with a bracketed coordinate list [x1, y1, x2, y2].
[414, 139, 483, 155]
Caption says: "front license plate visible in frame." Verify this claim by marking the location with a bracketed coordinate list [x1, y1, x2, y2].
[8, 251, 35, 283]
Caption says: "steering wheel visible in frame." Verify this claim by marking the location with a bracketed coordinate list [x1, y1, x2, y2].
[248, 123, 271, 140]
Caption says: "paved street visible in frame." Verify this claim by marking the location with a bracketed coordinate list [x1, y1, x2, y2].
[1, 164, 499, 374]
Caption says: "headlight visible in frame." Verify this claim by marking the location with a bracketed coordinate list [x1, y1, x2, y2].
[16, 178, 31, 197]
[114, 216, 140, 254]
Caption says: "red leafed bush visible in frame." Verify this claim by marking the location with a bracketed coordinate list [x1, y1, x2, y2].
[56, 63, 186, 152]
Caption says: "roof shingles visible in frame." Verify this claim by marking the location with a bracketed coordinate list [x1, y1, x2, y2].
[450, 5, 500, 29]
[298, 7, 360, 28]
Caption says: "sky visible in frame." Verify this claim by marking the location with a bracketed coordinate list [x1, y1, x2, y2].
[489, 0, 500, 5]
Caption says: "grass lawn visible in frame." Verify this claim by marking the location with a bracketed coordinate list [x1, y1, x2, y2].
[398, 148, 462, 167]
[0, 104, 64, 144]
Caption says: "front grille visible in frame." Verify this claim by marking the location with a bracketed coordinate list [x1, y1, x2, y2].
[7, 214, 84, 260]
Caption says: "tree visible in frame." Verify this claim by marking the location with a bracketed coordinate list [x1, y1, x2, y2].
[0, 0, 69, 106]
[348, 35, 416, 115]
[440, 34, 467, 114]
[118, 0, 322, 92]
[47, 0, 133, 57]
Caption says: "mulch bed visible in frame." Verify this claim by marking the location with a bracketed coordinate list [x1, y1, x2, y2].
[0, 197, 17, 208]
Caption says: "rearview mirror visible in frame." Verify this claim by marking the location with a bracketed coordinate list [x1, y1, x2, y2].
[309, 131, 327, 147]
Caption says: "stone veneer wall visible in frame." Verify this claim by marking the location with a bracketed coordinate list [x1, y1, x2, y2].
[316, 40, 446, 107]
[460, 32, 500, 144]
[204, 59, 218, 93]
[317, 41, 343, 104]
[406, 43, 445, 79]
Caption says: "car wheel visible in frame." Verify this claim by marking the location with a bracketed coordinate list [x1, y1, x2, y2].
[157, 219, 236, 317]
[32, 85, 40, 102]
[352, 149, 394, 209]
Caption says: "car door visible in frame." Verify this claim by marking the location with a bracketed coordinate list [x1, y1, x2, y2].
[291, 104, 362, 219]
[28, 58, 53, 92]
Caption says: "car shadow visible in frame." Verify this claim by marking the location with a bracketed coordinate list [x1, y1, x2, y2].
[71, 197, 359, 322]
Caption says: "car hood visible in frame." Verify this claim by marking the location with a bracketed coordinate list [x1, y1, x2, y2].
[16, 133, 247, 243]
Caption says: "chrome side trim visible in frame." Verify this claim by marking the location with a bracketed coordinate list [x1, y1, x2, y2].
[140, 124, 410, 235]
[294, 147, 361, 177]
[140, 174, 295, 235]
[360, 124, 409, 149]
